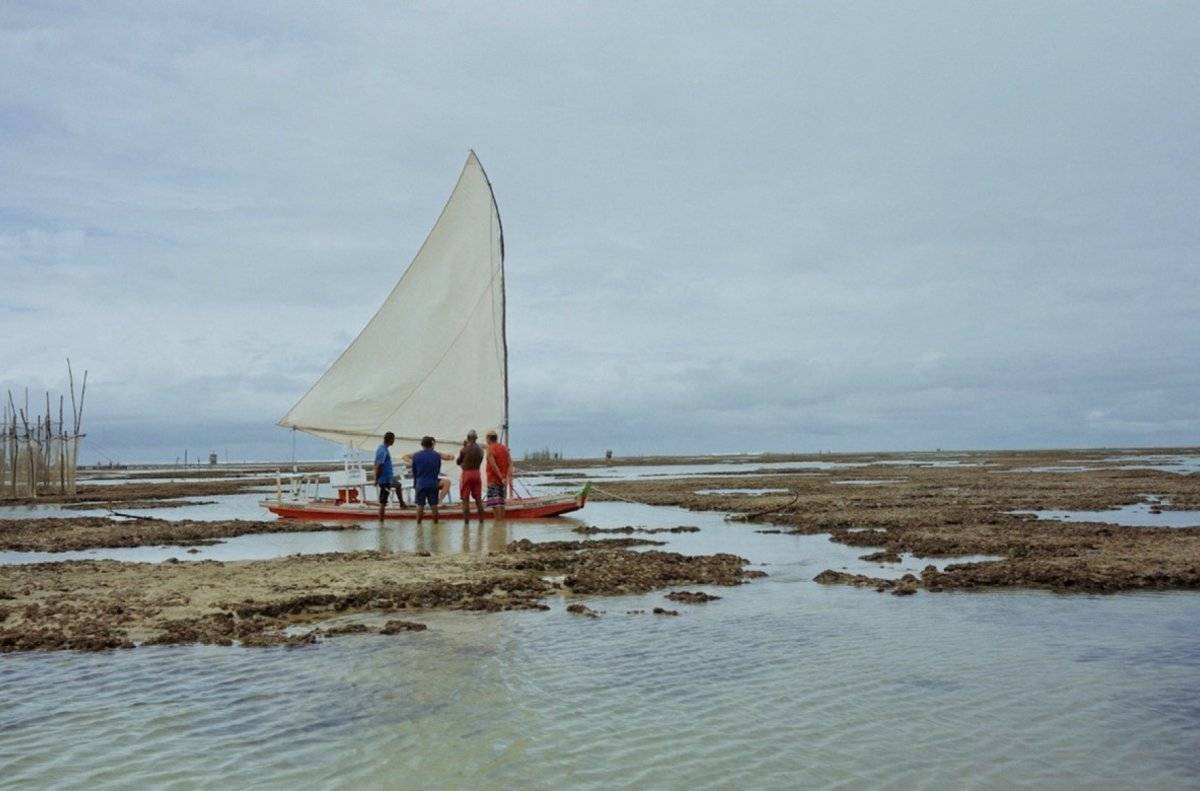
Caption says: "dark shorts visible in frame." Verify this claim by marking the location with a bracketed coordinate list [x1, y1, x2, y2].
[415, 486, 439, 508]
[460, 469, 482, 500]
[486, 483, 506, 508]
[378, 481, 404, 505]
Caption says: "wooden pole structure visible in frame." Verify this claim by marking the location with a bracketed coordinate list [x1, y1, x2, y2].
[17, 404, 32, 499]
[67, 359, 78, 437]
[59, 395, 66, 492]
[0, 399, 7, 499]
[0, 366, 86, 500]
[7, 392, 15, 498]
[44, 392, 51, 491]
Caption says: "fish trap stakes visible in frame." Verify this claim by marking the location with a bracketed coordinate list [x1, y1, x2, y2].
[1, 361, 86, 499]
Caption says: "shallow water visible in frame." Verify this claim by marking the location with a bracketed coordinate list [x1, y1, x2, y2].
[1014, 498, 1200, 529]
[1104, 454, 1200, 474]
[2, 489, 1199, 788]
[1007, 453, 1200, 475]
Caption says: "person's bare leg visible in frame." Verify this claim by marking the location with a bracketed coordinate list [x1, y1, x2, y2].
[431, 502, 439, 523]
[462, 497, 470, 525]
[416, 504, 424, 525]
[473, 494, 484, 522]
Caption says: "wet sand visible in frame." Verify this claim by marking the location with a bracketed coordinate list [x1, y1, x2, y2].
[0, 539, 758, 652]
[5, 448, 1198, 652]
[590, 449, 1200, 593]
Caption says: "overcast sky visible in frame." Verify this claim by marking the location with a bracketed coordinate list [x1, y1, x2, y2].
[2, 2, 1198, 463]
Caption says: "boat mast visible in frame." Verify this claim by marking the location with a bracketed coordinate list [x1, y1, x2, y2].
[473, 151, 509, 447]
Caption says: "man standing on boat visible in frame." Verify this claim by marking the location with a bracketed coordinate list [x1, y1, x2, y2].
[457, 429, 485, 524]
[403, 436, 455, 524]
[485, 430, 511, 523]
[374, 431, 404, 519]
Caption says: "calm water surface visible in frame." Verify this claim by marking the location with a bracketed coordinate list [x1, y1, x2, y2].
[2, 484, 1199, 788]
[1014, 497, 1200, 529]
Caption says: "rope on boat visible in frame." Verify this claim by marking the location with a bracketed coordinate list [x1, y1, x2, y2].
[514, 476, 537, 500]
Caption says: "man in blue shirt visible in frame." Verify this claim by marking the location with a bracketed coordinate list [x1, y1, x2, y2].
[402, 436, 455, 523]
[374, 431, 404, 519]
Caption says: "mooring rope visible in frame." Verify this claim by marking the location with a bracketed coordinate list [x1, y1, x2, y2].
[725, 493, 804, 522]
[590, 484, 802, 524]
[108, 510, 165, 521]
[588, 485, 662, 507]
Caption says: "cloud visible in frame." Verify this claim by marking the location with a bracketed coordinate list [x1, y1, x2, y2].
[1, 3, 1198, 461]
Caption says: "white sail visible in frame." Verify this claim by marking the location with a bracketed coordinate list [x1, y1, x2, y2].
[279, 152, 507, 450]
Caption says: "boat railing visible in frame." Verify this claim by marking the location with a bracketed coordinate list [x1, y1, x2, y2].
[274, 470, 324, 503]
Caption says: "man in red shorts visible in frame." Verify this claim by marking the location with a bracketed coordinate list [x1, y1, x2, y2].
[456, 429, 485, 524]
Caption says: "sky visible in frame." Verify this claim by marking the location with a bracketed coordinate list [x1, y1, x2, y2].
[2, 2, 1198, 463]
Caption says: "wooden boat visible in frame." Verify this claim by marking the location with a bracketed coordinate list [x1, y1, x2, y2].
[261, 152, 584, 521]
[263, 484, 589, 521]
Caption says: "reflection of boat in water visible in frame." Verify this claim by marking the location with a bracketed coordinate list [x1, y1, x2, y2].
[262, 152, 588, 520]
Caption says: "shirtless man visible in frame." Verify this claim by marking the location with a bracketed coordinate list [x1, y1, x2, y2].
[456, 430, 485, 524]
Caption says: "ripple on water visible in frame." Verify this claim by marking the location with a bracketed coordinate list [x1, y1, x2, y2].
[1, 505, 1199, 789]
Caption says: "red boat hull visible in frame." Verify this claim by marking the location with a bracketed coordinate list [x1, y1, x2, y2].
[260, 488, 588, 521]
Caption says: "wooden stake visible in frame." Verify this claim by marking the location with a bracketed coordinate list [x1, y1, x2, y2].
[59, 395, 65, 492]
[6, 392, 15, 497]
[18, 405, 33, 500]
[77, 370, 87, 436]
[67, 358, 78, 437]
[44, 392, 51, 490]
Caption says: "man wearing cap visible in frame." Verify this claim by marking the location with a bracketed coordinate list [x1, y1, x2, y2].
[402, 436, 455, 523]
[457, 430, 486, 524]
[485, 430, 512, 523]
[374, 431, 404, 519]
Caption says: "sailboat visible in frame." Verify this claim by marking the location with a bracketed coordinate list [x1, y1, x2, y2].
[261, 152, 589, 520]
